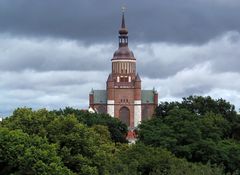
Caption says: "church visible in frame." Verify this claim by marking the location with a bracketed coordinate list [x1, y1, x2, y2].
[89, 11, 158, 128]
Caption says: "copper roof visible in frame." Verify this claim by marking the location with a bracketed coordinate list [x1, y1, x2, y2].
[112, 46, 135, 59]
[112, 11, 136, 60]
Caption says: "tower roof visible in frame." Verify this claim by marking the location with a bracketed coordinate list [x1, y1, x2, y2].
[107, 74, 113, 81]
[113, 47, 134, 58]
[136, 74, 141, 81]
[112, 9, 135, 60]
[119, 12, 128, 35]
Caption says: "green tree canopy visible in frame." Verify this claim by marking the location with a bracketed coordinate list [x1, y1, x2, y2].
[0, 101, 235, 175]
[116, 144, 223, 175]
[0, 127, 74, 175]
[51, 107, 128, 143]
[139, 96, 240, 173]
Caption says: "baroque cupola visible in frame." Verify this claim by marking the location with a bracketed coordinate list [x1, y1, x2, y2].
[112, 11, 135, 60]
[111, 10, 137, 84]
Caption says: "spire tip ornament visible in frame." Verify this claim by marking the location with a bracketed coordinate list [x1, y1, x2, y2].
[121, 6, 126, 13]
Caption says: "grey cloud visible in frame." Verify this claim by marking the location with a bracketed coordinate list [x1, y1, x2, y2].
[0, 35, 114, 72]
[1, 0, 240, 116]
[142, 62, 240, 110]
[1, 32, 240, 117]
[0, 70, 107, 117]
[0, 0, 240, 44]
[0, 70, 107, 91]
[135, 31, 240, 78]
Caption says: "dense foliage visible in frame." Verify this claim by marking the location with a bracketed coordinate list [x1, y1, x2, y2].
[51, 107, 128, 143]
[0, 105, 224, 175]
[139, 96, 240, 174]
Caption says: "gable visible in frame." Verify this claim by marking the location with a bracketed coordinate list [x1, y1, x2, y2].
[93, 90, 107, 104]
[141, 90, 154, 103]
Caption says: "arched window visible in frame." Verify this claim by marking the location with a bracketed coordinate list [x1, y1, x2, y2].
[119, 106, 130, 126]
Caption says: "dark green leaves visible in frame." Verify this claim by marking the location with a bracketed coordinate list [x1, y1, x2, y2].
[139, 96, 240, 174]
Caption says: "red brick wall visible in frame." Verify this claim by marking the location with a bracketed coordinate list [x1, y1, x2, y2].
[89, 94, 94, 108]
[92, 104, 107, 114]
[114, 104, 134, 127]
[154, 93, 158, 108]
[141, 104, 156, 121]
[112, 88, 135, 127]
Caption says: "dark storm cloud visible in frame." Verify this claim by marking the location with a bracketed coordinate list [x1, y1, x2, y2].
[1, 0, 240, 44]
[0, 35, 114, 72]
[1, 31, 240, 78]
[1, 0, 240, 117]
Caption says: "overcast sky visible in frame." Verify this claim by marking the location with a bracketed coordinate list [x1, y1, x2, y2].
[1, 0, 240, 117]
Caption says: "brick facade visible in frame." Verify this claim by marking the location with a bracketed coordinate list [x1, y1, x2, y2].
[89, 12, 158, 128]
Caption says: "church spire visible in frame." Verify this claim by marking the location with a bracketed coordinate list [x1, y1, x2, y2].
[118, 7, 128, 47]
[121, 9, 126, 28]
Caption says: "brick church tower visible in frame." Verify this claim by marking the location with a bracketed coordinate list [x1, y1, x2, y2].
[89, 11, 158, 128]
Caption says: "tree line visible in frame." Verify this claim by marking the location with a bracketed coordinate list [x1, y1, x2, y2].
[0, 96, 239, 174]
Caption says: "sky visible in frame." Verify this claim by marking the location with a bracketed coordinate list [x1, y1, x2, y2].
[1, 0, 240, 117]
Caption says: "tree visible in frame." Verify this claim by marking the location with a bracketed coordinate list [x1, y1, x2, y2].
[0, 127, 74, 175]
[155, 96, 240, 139]
[156, 96, 237, 120]
[139, 96, 240, 173]
[1, 104, 233, 174]
[1, 108, 121, 174]
[51, 107, 128, 143]
[117, 144, 223, 175]
[1, 108, 55, 137]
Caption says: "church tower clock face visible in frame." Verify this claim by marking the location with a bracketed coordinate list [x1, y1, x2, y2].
[89, 10, 158, 128]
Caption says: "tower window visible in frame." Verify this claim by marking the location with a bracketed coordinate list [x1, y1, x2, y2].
[120, 77, 128, 82]
[120, 99, 128, 103]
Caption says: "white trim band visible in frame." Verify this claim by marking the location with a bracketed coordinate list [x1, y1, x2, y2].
[134, 100, 142, 127]
[107, 100, 115, 117]
[134, 100, 141, 105]
[112, 60, 136, 63]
